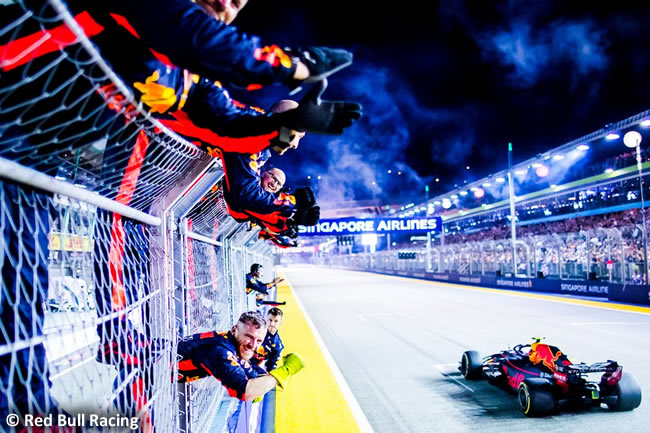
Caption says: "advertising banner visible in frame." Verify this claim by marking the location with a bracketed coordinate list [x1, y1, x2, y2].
[298, 217, 442, 236]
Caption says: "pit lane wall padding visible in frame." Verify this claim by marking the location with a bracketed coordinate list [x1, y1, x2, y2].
[332, 266, 650, 306]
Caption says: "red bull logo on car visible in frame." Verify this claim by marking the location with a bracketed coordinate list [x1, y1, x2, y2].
[528, 343, 562, 371]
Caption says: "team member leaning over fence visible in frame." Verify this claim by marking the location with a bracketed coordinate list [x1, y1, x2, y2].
[251, 307, 285, 372]
[177, 311, 304, 401]
[114, 311, 303, 420]
[0, 0, 351, 424]
[219, 99, 322, 239]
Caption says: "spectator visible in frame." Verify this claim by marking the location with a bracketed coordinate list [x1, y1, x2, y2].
[251, 307, 285, 372]
[177, 311, 304, 401]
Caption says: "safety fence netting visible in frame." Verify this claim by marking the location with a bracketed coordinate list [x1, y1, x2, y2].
[291, 222, 649, 283]
[0, 183, 176, 433]
[0, 0, 208, 212]
[176, 180, 274, 433]
[1, 1, 274, 432]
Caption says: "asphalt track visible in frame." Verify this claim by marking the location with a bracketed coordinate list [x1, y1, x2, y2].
[283, 265, 650, 433]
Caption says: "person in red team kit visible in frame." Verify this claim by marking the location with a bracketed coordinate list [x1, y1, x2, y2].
[176, 311, 304, 400]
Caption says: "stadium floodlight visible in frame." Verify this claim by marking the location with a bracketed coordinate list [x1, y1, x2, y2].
[482, 182, 491, 187]
[605, 168, 614, 174]
[552, 154, 564, 161]
[576, 144, 590, 151]
[387, 169, 392, 174]
[451, 194, 458, 199]
[624, 131, 642, 148]
[307, 175, 311, 179]
[496, 177, 506, 183]
[460, 191, 468, 196]
[442, 198, 452, 209]
[532, 163, 542, 168]
[536, 165, 550, 177]
[606, 132, 620, 140]
[481, 203, 488, 208]
[641, 119, 650, 127]
[434, 200, 441, 205]
[400, 206, 404, 210]
[317, 175, 322, 180]
[551, 184, 558, 188]
[514, 169, 527, 175]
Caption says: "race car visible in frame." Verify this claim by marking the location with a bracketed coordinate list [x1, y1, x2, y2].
[459, 338, 642, 417]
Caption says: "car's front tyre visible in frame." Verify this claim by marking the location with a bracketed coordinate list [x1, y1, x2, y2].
[460, 350, 482, 380]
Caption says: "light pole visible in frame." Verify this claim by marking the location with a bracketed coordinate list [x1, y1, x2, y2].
[624, 130, 647, 285]
[507, 142, 517, 276]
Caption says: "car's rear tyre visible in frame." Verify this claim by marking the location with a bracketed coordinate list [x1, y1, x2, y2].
[518, 380, 555, 417]
[460, 350, 482, 379]
[606, 372, 642, 411]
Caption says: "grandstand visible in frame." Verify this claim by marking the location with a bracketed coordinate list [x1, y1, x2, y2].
[284, 110, 650, 286]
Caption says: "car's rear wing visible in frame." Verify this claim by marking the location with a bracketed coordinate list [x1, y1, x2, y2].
[566, 361, 619, 374]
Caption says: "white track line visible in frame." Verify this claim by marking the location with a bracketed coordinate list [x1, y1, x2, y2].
[433, 363, 475, 393]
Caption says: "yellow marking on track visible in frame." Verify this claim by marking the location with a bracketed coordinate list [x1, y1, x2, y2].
[274, 272, 373, 433]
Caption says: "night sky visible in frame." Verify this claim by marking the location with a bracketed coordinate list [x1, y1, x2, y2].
[230, 0, 650, 206]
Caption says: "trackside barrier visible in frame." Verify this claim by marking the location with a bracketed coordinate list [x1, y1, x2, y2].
[318, 262, 650, 306]
[0, 1, 274, 432]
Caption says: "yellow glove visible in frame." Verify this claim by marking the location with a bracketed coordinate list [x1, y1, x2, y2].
[269, 353, 305, 390]
[133, 70, 177, 113]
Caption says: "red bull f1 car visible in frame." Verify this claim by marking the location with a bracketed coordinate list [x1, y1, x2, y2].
[459, 338, 642, 417]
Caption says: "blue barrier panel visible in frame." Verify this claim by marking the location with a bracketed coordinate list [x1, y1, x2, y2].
[222, 398, 264, 433]
[260, 389, 276, 433]
[609, 284, 650, 305]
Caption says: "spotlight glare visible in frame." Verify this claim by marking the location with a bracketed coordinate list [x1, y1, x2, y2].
[641, 119, 650, 127]
[496, 177, 506, 183]
[552, 154, 564, 161]
[536, 165, 550, 177]
[482, 182, 491, 187]
[605, 168, 614, 174]
[473, 188, 485, 198]
[606, 133, 620, 140]
[442, 198, 452, 209]
[624, 131, 643, 148]
[514, 169, 527, 175]
[532, 163, 542, 168]
[576, 144, 590, 151]
[460, 191, 468, 196]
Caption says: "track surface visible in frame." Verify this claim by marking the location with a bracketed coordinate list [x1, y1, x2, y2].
[284, 266, 650, 433]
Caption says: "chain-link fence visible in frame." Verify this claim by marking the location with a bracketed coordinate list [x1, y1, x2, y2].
[1, 2, 274, 432]
[295, 224, 646, 284]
